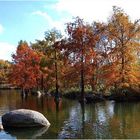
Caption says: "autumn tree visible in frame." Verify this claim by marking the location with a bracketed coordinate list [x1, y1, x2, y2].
[9, 40, 41, 92]
[31, 40, 50, 91]
[44, 29, 62, 98]
[65, 17, 98, 102]
[86, 22, 107, 93]
[32, 29, 63, 99]
[103, 6, 140, 93]
[0, 59, 11, 85]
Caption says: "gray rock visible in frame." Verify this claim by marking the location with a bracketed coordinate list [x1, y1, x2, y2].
[2, 109, 50, 128]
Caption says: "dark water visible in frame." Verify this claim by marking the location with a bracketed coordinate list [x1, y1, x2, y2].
[0, 90, 140, 139]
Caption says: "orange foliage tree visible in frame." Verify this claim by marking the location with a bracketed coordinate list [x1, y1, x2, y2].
[9, 40, 41, 91]
[102, 7, 140, 93]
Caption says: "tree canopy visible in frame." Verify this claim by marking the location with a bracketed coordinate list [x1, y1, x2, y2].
[7, 7, 140, 97]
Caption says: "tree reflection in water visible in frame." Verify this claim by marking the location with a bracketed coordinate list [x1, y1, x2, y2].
[1, 90, 140, 139]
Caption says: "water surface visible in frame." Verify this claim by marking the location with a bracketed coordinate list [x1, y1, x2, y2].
[0, 90, 140, 139]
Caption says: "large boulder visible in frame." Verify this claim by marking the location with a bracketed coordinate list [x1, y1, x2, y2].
[2, 109, 50, 128]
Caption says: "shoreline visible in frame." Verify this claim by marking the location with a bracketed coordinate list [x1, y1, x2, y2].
[1, 88, 140, 103]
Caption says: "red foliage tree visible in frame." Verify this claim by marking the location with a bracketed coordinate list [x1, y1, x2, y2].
[9, 41, 41, 90]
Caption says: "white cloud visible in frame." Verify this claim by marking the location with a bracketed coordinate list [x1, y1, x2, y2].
[32, 11, 52, 24]
[32, 11, 70, 35]
[0, 24, 4, 34]
[0, 42, 16, 61]
[54, 0, 140, 22]
[32, 0, 140, 39]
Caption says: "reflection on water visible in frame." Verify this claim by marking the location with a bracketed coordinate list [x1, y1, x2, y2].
[0, 90, 140, 139]
[5, 126, 49, 139]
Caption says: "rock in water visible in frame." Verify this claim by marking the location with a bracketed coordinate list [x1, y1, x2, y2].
[2, 109, 50, 128]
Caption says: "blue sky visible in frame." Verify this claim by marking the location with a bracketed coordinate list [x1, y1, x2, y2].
[0, 0, 140, 61]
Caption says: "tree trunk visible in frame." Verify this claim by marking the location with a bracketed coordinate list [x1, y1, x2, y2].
[54, 49, 59, 99]
[41, 74, 44, 91]
[80, 47, 85, 103]
[121, 32, 125, 85]
[121, 54, 125, 83]
[121, 39, 125, 87]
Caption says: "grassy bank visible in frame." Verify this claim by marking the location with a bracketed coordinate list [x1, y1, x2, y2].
[60, 88, 140, 103]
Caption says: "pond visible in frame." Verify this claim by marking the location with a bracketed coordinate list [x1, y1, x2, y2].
[0, 89, 140, 139]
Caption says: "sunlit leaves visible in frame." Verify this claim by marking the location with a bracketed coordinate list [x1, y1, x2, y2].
[103, 6, 140, 91]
